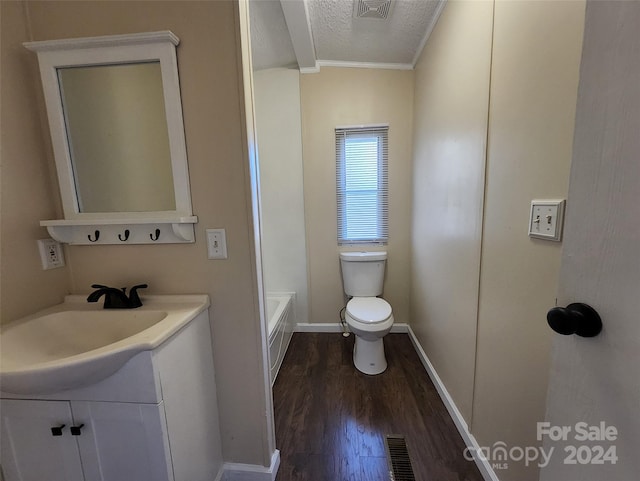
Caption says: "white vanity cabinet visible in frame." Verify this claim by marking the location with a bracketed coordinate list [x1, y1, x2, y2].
[71, 400, 172, 481]
[0, 304, 222, 481]
[1, 399, 172, 481]
[0, 400, 85, 481]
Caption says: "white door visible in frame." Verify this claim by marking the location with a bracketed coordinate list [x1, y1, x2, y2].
[0, 399, 84, 481]
[71, 401, 173, 481]
[541, 2, 640, 481]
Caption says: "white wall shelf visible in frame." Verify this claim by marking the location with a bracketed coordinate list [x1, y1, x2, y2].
[40, 217, 198, 245]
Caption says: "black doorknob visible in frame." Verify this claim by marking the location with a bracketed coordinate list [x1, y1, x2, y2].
[547, 303, 602, 337]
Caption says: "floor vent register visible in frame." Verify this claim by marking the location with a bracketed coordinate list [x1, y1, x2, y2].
[385, 435, 416, 481]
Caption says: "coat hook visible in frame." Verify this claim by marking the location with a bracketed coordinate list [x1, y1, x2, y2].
[150, 228, 160, 241]
[88, 230, 100, 242]
[118, 229, 130, 242]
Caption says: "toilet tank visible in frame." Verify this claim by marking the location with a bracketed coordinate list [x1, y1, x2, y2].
[340, 251, 387, 297]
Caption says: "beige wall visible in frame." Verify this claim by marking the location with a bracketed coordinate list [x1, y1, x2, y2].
[3, 0, 270, 467]
[0, 0, 71, 323]
[300, 67, 413, 326]
[472, 2, 585, 481]
[410, 0, 493, 424]
[412, 1, 585, 480]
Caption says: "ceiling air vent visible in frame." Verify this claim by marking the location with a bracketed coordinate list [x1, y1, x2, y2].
[354, 0, 394, 20]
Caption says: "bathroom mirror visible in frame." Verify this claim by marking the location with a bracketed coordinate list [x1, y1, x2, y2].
[57, 61, 175, 213]
[25, 32, 197, 244]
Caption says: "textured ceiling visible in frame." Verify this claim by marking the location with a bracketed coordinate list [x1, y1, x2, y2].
[250, 0, 298, 71]
[309, 0, 441, 65]
[250, 0, 444, 71]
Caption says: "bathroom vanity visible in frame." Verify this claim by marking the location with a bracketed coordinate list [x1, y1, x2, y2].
[0, 296, 222, 481]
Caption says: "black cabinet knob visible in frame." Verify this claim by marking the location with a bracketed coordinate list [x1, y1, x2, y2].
[70, 423, 85, 436]
[547, 303, 602, 337]
[51, 424, 66, 436]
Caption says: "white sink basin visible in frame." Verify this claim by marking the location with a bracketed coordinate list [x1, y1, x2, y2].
[0, 295, 209, 395]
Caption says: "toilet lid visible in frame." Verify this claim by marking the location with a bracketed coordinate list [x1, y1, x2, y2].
[346, 298, 392, 324]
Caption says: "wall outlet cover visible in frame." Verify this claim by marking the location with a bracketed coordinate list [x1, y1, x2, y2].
[37, 238, 65, 269]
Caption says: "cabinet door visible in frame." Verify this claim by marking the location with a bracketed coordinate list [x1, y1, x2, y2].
[71, 401, 173, 481]
[0, 399, 84, 481]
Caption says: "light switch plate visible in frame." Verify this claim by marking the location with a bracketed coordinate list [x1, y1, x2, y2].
[528, 199, 565, 241]
[206, 228, 228, 259]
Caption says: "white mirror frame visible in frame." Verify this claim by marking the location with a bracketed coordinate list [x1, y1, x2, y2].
[25, 31, 197, 244]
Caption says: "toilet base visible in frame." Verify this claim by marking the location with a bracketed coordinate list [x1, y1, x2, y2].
[353, 336, 387, 375]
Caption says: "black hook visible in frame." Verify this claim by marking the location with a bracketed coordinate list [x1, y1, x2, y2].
[547, 303, 602, 337]
[118, 229, 130, 242]
[150, 228, 160, 241]
[88, 230, 100, 242]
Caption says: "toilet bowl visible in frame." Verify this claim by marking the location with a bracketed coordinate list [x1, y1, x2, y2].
[339, 251, 394, 375]
[345, 297, 394, 375]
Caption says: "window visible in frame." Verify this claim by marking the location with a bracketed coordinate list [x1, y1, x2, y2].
[335, 125, 388, 245]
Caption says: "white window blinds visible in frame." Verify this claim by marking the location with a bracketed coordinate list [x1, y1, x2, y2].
[335, 125, 389, 245]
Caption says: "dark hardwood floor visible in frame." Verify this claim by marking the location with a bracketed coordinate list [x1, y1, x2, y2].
[273, 333, 484, 481]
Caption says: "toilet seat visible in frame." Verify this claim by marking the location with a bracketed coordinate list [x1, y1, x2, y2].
[346, 297, 392, 324]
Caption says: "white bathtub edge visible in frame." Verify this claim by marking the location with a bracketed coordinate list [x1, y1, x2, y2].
[266, 293, 295, 385]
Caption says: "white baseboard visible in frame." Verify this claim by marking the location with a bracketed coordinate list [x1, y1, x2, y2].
[222, 450, 280, 481]
[390, 323, 409, 333]
[406, 327, 499, 481]
[295, 322, 409, 333]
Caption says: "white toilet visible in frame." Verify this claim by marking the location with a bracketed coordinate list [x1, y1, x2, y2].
[340, 251, 394, 375]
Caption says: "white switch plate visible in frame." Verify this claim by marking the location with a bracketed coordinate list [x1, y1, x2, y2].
[206, 229, 228, 259]
[37, 238, 65, 269]
[528, 199, 565, 241]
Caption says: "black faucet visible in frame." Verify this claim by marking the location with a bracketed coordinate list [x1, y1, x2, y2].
[87, 284, 148, 309]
